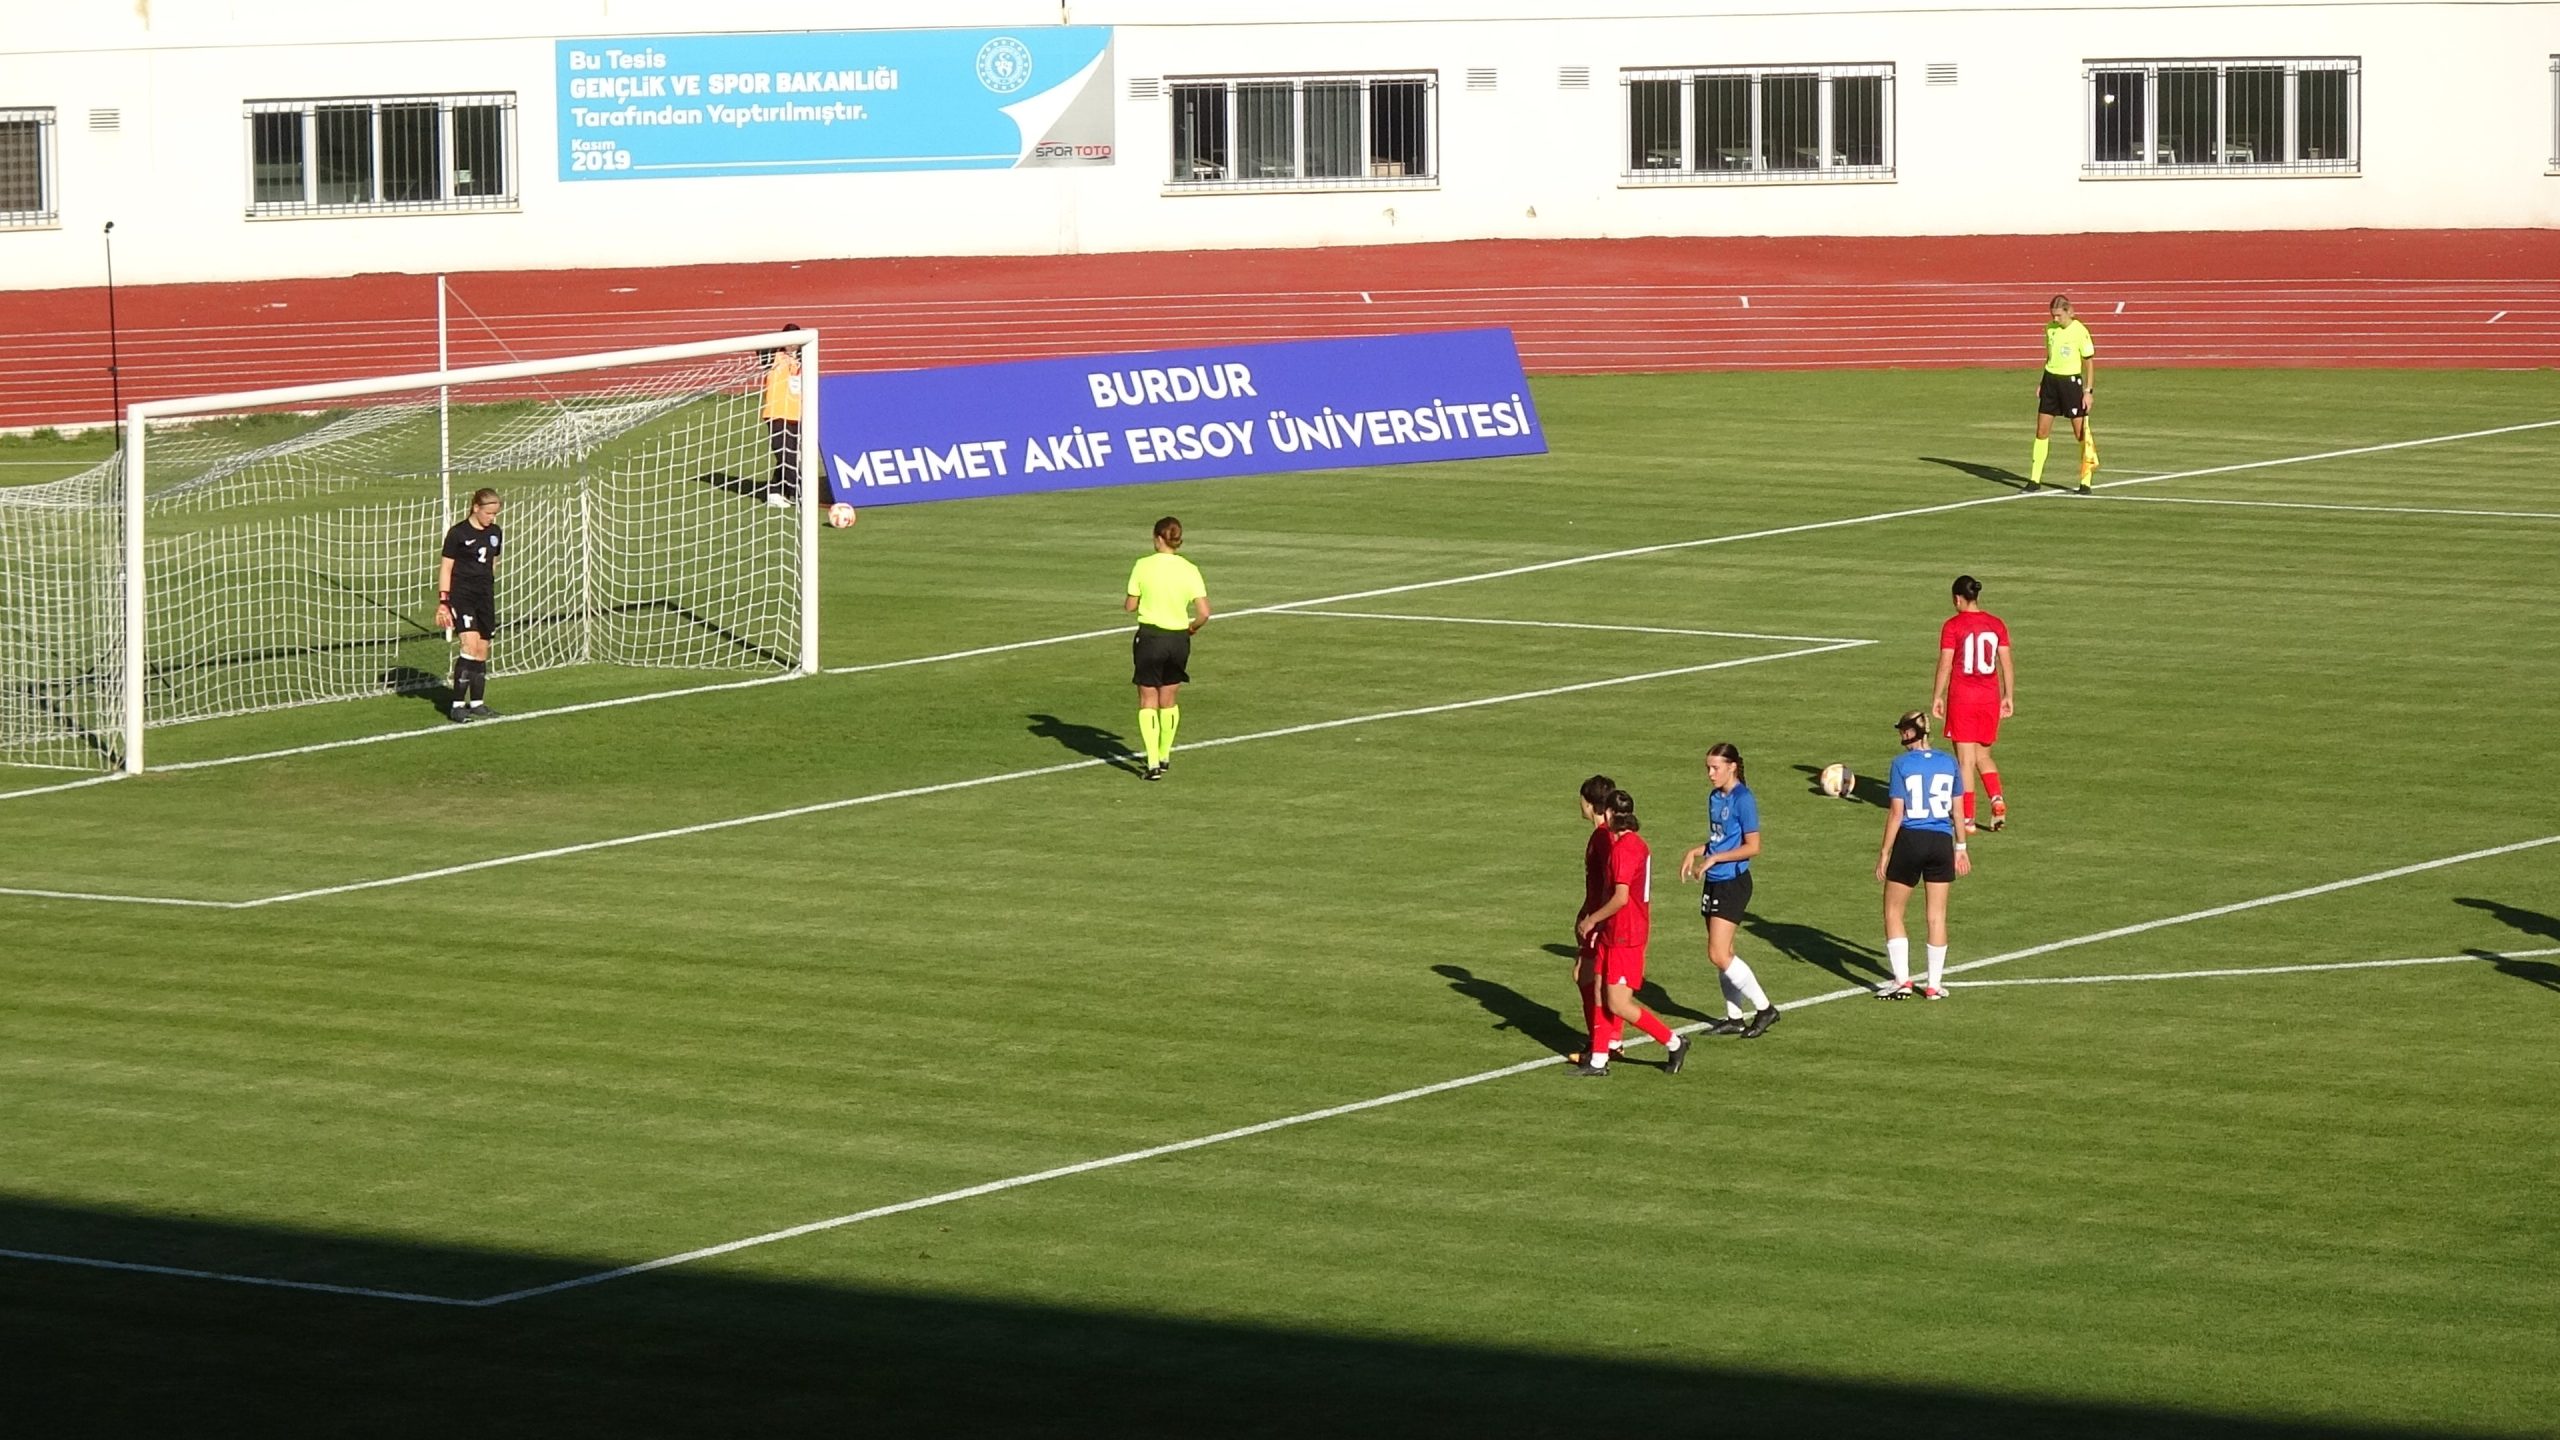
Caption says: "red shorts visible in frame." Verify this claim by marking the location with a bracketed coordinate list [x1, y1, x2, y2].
[1593, 942, 1648, 990]
[1946, 695, 2002, 745]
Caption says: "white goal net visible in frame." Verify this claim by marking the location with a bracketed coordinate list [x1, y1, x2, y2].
[0, 331, 818, 774]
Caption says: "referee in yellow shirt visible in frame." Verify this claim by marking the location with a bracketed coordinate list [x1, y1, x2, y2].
[1125, 515, 1210, 781]
[2030, 295, 2098, 492]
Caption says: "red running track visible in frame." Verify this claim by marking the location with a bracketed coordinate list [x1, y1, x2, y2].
[3, 230, 2554, 430]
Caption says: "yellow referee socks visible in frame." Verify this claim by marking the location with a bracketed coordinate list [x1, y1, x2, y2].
[2029, 437, 2050, 485]
[1160, 705, 1181, 758]
[1138, 708, 1162, 767]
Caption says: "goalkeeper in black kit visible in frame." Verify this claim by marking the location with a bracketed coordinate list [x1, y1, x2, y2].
[436, 487, 504, 723]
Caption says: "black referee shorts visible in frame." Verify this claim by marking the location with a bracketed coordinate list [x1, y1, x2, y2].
[1885, 829, 1958, 887]
[448, 588, 499, 639]
[1131, 625, 1192, 687]
[2037, 371, 2088, 419]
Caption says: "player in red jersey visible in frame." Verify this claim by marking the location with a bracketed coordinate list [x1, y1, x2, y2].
[1567, 774, 1618, 1067]
[1569, 785, 1689, 1077]
[1930, 574, 2016, 833]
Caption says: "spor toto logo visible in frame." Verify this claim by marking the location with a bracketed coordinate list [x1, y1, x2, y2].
[975, 36, 1033, 94]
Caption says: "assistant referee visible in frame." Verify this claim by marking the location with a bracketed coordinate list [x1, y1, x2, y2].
[1125, 515, 1209, 782]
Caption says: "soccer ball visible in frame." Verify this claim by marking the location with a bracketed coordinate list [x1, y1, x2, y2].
[827, 503, 858, 529]
[1818, 763, 1857, 799]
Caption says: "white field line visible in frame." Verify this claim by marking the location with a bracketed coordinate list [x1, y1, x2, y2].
[5, 420, 2540, 801]
[469, 829, 2560, 1306]
[11, 830, 2550, 1307]
[0, 773, 127, 802]
[2088, 494, 2560, 522]
[0, 1246, 482, 1307]
[7, 638, 1859, 912]
[1268, 610, 1865, 645]
[1953, 947, 2560, 989]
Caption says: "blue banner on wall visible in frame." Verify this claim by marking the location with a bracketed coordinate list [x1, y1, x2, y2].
[818, 330, 1546, 507]
[555, 27, 1115, 180]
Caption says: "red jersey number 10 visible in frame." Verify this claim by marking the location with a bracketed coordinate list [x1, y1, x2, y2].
[1961, 631, 2000, 676]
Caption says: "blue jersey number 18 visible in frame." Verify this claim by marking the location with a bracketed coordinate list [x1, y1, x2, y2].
[1902, 772, 1956, 820]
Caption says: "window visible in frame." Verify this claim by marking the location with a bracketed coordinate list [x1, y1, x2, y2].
[1167, 74, 1435, 189]
[2085, 59, 2358, 175]
[1, 106, 58, 229]
[245, 94, 516, 215]
[2550, 57, 2559, 170]
[1623, 65, 1893, 182]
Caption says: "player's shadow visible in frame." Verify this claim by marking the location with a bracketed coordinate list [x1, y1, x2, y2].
[1431, 963, 1580, 1055]
[1531, 945, 1714, 1027]
[379, 665, 454, 715]
[692, 468, 767, 498]
[2455, 898, 2560, 994]
[1791, 763, 1889, 808]
[1743, 917, 1891, 987]
[1920, 456, 2034, 492]
[1025, 713, 1143, 774]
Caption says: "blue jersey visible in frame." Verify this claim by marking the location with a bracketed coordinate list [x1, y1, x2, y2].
[1703, 784, 1758, 882]
[1888, 747, 1962, 835]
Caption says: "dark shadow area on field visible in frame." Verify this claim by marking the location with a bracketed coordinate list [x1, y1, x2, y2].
[1026, 713, 1141, 774]
[5, 678, 120, 766]
[1791, 763, 1889, 808]
[0, 1194, 2478, 1440]
[1921, 456, 2033, 491]
[1744, 917, 1891, 987]
[381, 664, 455, 714]
[692, 468, 766, 499]
[1433, 963, 1580, 1054]
[2453, 899, 2560, 994]
[1525, 949, 1714, 1031]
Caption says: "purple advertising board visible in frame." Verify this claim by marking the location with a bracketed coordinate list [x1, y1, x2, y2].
[817, 328, 1544, 506]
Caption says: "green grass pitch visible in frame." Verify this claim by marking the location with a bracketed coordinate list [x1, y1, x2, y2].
[3, 368, 2556, 1437]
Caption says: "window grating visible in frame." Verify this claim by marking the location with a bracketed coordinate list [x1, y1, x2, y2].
[1623, 64, 1894, 182]
[0, 106, 58, 228]
[2085, 58, 2359, 176]
[246, 93, 518, 216]
[1168, 73, 1437, 190]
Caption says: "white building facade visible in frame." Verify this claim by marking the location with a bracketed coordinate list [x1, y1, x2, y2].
[2, 0, 2555, 289]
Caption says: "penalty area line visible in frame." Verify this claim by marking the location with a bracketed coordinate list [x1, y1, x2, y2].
[1952, 946, 2560, 989]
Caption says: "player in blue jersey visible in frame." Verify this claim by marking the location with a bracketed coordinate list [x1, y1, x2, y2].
[1679, 742, 1780, 1038]
[1876, 710, 1968, 1000]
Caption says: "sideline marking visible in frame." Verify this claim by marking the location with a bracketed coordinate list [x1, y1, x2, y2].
[9, 831, 2551, 1306]
[0, 773, 127, 803]
[2089, 494, 2560, 522]
[1953, 947, 2560, 989]
[479, 830, 2560, 1305]
[6, 634, 1865, 911]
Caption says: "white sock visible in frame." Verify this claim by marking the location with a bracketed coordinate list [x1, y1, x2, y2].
[1717, 970, 1749, 1020]
[1727, 956, 1772, 1011]
[1886, 937, 1910, 984]
[1926, 945, 1948, 989]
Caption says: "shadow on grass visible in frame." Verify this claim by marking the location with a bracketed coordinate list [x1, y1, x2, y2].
[0, 1195, 2470, 1439]
[1026, 713, 1142, 774]
[1432, 962, 1579, 1055]
[1745, 916, 1890, 988]
[2454, 898, 2560, 994]
[1921, 456, 2034, 491]
[382, 664, 456, 717]
[1791, 763, 1889, 809]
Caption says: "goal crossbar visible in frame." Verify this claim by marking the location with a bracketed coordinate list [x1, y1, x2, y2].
[111, 329, 821, 773]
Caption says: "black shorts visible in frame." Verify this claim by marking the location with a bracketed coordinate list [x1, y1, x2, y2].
[1700, 873, 1754, 925]
[2037, 371, 2088, 419]
[1885, 829, 1958, 887]
[1131, 625, 1191, 687]
[448, 588, 499, 639]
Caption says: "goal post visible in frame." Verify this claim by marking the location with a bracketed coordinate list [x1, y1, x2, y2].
[11, 328, 821, 775]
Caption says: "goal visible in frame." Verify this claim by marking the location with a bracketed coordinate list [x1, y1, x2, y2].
[0, 330, 819, 775]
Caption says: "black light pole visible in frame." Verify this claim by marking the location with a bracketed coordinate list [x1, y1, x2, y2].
[102, 220, 124, 427]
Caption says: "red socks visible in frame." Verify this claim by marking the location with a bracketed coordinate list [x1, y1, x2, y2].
[1962, 791, 1976, 823]
[1982, 769, 2004, 801]
[1629, 1008, 1673, 1047]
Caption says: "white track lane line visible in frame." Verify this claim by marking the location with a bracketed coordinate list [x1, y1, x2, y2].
[2086, 494, 2560, 522]
[12, 830, 2549, 1306]
[1953, 947, 2560, 988]
[469, 829, 2560, 1306]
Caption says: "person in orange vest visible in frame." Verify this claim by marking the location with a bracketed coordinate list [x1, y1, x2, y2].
[761, 323, 804, 509]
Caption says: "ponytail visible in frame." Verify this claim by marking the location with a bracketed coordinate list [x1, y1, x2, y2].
[1607, 788, 1640, 834]
[1706, 742, 1746, 785]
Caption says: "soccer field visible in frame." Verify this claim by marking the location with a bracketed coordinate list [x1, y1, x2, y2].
[4, 366, 2556, 1438]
